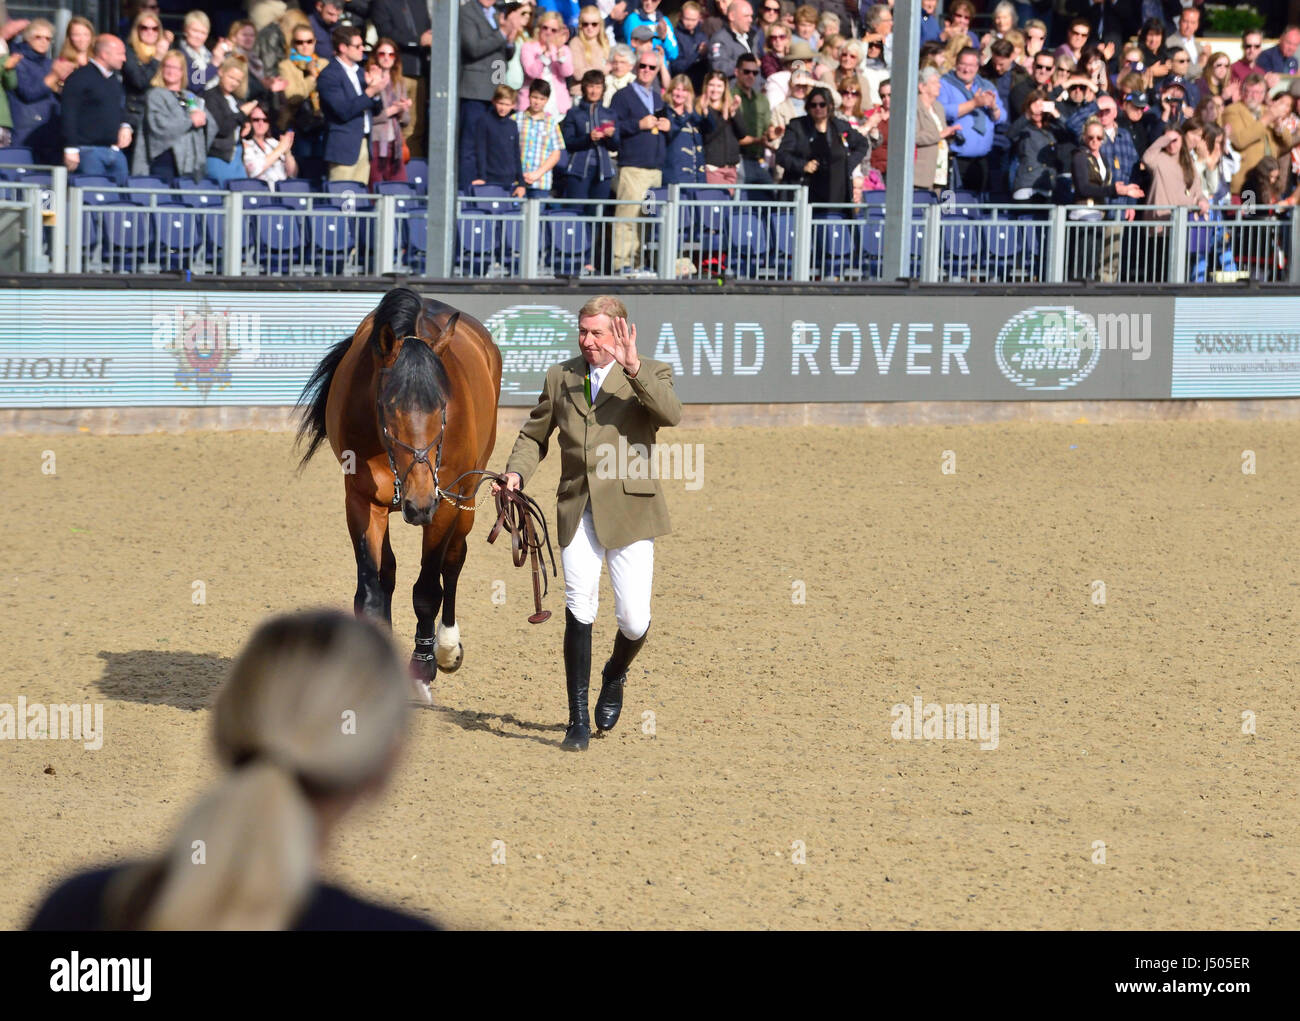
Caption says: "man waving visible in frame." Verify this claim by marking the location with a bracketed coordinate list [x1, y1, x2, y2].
[495, 296, 682, 751]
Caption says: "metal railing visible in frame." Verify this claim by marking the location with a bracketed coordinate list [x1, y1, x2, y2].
[3, 164, 1298, 285]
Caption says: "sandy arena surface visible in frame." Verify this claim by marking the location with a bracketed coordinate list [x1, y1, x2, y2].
[1, 420, 1296, 929]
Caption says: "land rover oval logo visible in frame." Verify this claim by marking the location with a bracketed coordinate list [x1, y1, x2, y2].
[996, 306, 1102, 391]
[484, 304, 578, 395]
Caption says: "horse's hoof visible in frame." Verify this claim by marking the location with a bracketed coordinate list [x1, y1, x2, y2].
[408, 674, 433, 705]
[409, 655, 436, 686]
[436, 643, 464, 673]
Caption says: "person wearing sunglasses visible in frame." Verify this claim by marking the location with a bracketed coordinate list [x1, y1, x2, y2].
[242, 100, 298, 185]
[122, 10, 173, 147]
[365, 37, 413, 185]
[1232, 30, 1264, 85]
[609, 46, 670, 273]
[775, 85, 868, 206]
[9, 18, 64, 162]
[571, 4, 612, 87]
[1070, 115, 1144, 281]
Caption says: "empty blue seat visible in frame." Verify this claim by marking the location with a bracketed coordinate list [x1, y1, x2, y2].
[544, 216, 591, 276]
[727, 208, 769, 278]
[814, 217, 859, 279]
[100, 208, 151, 271]
[255, 212, 302, 274]
[456, 212, 495, 276]
[0, 147, 34, 165]
[308, 210, 353, 274]
[406, 159, 428, 193]
[151, 203, 204, 271]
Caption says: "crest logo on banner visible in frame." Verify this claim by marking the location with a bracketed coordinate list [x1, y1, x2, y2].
[995, 306, 1102, 391]
[483, 305, 578, 395]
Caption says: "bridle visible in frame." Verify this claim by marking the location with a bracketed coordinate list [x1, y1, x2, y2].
[374, 336, 556, 622]
[377, 384, 447, 509]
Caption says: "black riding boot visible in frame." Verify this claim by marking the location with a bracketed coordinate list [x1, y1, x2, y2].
[595, 624, 648, 734]
[562, 608, 592, 751]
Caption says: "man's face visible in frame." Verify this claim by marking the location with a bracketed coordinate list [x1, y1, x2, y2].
[955, 54, 978, 84]
[101, 39, 127, 71]
[730, 1, 753, 33]
[578, 315, 615, 367]
[879, 86, 890, 110]
[635, 52, 660, 82]
[737, 60, 760, 86]
[681, 8, 699, 31]
[922, 0, 937, 14]
[1178, 11, 1197, 38]
[339, 34, 364, 61]
[1243, 34, 1263, 61]
[319, 2, 342, 27]
[1032, 55, 1054, 82]
[1068, 24, 1089, 49]
[1244, 81, 1266, 108]
[1283, 29, 1300, 58]
[1123, 101, 1143, 121]
[992, 53, 1013, 76]
[1097, 100, 1117, 124]
[1170, 52, 1191, 74]
[875, 10, 893, 34]
[1161, 90, 1185, 116]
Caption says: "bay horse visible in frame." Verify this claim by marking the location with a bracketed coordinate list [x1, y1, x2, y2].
[296, 287, 502, 699]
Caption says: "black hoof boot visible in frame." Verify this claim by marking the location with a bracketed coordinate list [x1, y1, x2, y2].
[596, 624, 648, 734]
[562, 608, 592, 751]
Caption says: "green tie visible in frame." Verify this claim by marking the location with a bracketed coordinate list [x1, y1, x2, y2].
[584, 367, 592, 406]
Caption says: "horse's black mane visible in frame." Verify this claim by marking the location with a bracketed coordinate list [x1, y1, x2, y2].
[295, 287, 449, 469]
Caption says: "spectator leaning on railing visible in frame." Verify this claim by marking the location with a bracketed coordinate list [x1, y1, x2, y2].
[131, 48, 214, 181]
[61, 35, 133, 187]
[10, 19, 65, 164]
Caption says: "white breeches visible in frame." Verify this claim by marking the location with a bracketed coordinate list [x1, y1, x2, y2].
[562, 507, 654, 639]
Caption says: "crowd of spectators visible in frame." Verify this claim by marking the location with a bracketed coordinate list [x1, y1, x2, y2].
[2, 1, 1298, 260]
[0, 1, 426, 189]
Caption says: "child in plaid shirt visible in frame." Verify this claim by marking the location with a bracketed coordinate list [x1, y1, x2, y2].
[515, 79, 567, 199]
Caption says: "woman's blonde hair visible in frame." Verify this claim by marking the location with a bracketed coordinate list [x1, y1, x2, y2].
[128, 10, 165, 62]
[666, 73, 696, 106]
[59, 16, 95, 64]
[575, 5, 610, 64]
[1204, 52, 1232, 96]
[216, 55, 250, 98]
[184, 9, 212, 38]
[150, 48, 190, 89]
[103, 610, 409, 930]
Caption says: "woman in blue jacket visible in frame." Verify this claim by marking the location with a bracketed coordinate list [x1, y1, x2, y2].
[560, 70, 619, 210]
[662, 74, 711, 184]
[9, 20, 63, 164]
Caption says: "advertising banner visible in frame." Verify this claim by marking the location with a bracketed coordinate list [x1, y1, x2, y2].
[0, 289, 1177, 407]
[1171, 297, 1300, 397]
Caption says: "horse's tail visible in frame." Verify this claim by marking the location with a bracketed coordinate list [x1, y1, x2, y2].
[294, 336, 351, 470]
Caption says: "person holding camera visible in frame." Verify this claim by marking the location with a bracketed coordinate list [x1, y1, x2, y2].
[938, 45, 1004, 195]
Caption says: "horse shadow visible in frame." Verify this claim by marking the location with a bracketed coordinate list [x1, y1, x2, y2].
[95, 650, 231, 711]
[419, 702, 567, 749]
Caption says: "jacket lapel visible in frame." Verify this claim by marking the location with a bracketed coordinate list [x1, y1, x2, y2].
[591, 363, 629, 412]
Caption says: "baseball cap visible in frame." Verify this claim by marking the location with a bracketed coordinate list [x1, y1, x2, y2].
[630, 25, 655, 42]
[1123, 90, 1149, 108]
[1161, 74, 1188, 95]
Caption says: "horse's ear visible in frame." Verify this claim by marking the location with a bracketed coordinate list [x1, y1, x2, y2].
[372, 321, 398, 358]
[440, 312, 461, 341]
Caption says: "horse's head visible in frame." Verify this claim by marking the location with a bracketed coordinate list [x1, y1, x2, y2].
[373, 311, 458, 526]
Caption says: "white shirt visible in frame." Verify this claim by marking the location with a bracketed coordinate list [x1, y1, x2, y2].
[340, 58, 370, 134]
[588, 359, 616, 400]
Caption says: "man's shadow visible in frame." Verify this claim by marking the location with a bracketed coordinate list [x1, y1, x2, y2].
[95, 650, 231, 711]
[417, 702, 567, 749]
